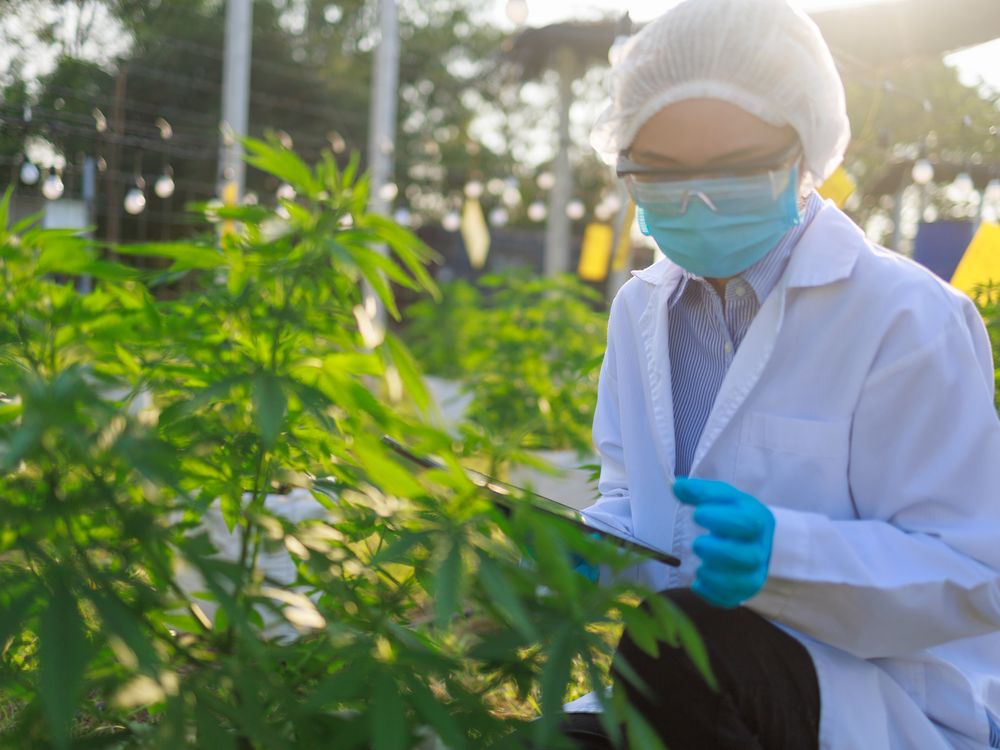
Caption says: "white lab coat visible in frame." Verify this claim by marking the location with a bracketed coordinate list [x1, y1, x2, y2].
[582, 199, 1000, 749]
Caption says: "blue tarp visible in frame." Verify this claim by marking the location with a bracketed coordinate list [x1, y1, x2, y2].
[911, 220, 976, 281]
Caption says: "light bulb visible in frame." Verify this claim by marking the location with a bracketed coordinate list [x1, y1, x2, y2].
[609, 35, 630, 66]
[442, 211, 461, 232]
[276, 183, 296, 201]
[952, 172, 974, 199]
[505, 0, 529, 25]
[502, 186, 522, 207]
[154, 172, 175, 199]
[911, 159, 934, 185]
[486, 178, 505, 195]
[566, 200, 586, 221]
[377, 182, 399, 201]
[20, 160, 39, 185]
[41, 169, 64, 200]
[527, 201, 547, 222]
[536, 171, 555, 190]
[489, 207, 509, 227]
[393, 207, 411, 225]
[464, 180, 484, 199]
[124, 187, 146, 215]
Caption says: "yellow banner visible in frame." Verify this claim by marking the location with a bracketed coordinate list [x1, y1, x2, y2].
[461, 198, 491, 270]
[578, 223, 614, 282]
[817, 166, 856, 208]
[612, 201, 637, 272]
[950, 221, 1000, 299]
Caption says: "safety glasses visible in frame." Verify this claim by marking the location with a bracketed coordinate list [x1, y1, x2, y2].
[617, 143, 802, 216]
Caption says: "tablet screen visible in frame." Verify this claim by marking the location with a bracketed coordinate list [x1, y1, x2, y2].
[381, 436, 680, 568]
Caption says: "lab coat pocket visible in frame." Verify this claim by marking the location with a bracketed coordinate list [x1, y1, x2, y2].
[734, 412, 852, 513]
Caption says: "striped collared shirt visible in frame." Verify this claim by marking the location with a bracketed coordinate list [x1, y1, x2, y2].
[669, 191, 823, 476]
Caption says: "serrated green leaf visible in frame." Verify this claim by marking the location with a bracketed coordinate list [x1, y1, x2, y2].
[243, 137, 320, 197]
[383, 335, 430, 412]
[531, 522, 578, 602]
[434, 540, 462, 626]
[534, 624, 574, 744]
[476, 555, 538, 641]
[0, 186, 12, 232]
[253, 372, 286, 449]
[370, 672, 407, 750]
[624, 703, 668, 750]
[405, 675, 468, 750]
[88, 587, 160, 674]
[620, 606, 660, 659]
[39, 579, 90, 750]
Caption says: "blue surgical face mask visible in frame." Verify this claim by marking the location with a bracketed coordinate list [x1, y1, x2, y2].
[633, 165, 802, 278]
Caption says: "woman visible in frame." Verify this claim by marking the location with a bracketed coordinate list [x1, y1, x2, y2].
[569, 0, 1000, 747]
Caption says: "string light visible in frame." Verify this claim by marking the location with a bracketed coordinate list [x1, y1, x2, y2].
[536, 172, 555, 190]
[505, 0, 529, 26]
[124, 178, 147, 215]
[19, 159, 39, 186]
[502, 185, 522, 208]
[609, 13, 633, 66]
[276, 183, 296, 201]
[950, 172, 975, 201]
[377, 182, 399, 201]
[41, 167, 64, 200]
[486, 178, 505, 196]
[154, 165, 175, 198]
[155, 117, 173, 140]
[911, 159, 935, 185]
[566, 200, 585, 221]
[442, 211, 461, 232]
[489, 207, 509, 227]
[327, 131, 347, 154]
[527, 201, 547, 222]
[464, 180, 484, 199]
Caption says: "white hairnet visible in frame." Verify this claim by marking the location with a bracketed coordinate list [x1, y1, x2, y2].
[590, 0, 850, 183]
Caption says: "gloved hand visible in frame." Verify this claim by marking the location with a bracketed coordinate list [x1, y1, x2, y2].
[672, 477, 775, 609]
[569, 551, 600, 583]
[523, 532, 600, 582]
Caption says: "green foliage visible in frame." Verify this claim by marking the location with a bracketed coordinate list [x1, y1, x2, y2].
[401, 280, 483, 380]
[0, 143, 706, 748]
[404, 272, 608, 462]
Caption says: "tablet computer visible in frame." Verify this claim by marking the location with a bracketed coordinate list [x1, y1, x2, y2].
[382, 436, 681, 568]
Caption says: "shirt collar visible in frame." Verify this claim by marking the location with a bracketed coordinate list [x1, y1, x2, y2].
[647, 191, 824, 307]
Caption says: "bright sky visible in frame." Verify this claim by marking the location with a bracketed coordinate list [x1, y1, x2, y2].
[492, 0, 1000, 91]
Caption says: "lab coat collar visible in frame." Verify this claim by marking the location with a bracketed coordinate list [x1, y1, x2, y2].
[629, 199, 862, 294]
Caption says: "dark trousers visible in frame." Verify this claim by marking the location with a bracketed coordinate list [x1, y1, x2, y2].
[561, 588, 820, 750]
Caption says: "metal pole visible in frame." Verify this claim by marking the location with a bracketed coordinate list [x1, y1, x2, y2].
[80, 156, 96, 294]
[365, 0, 400, 328]
[219, 0, 253, 203]
[105, 66, 127, 247]
[544, 47, 575, 277]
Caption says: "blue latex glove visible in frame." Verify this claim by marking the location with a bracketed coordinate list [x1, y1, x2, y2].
[524, 533, 600, 582]
[570, 532, 601, 582]
[569, 553, 600, 582]
[673, 477, 775, 608]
